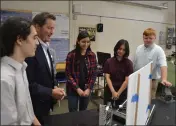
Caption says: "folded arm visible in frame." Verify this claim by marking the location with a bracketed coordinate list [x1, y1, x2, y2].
[105, 73, 115, 93]
[32, 116, 41, 126]
[118, 60, 134, 95]
[117, 77, 128, 95]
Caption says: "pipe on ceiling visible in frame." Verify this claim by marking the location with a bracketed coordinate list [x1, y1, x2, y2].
[108, 0, 168, 10]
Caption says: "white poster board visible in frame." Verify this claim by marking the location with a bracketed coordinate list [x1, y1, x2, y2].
[126, 61, 152, 125]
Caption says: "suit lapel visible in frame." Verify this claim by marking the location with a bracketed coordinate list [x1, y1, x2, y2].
[36, 44, 52, 78]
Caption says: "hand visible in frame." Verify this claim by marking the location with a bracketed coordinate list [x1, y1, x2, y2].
[76, 88, 84, 96]
[161, 80, 172, 87]
[52, 88, 65, 100]
[33, 116, 41, 126]
[33, 121, 41, 126]
[54, 86, 58, 89]
[112, 91, 120, 100]
[83, 89, 90, 97]
[54, 86, 65, 100]
[59, 88, 65, 100]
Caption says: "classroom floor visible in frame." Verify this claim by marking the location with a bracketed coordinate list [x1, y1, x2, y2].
[50, 83, 104, 115]
[50, 98, 103, 115]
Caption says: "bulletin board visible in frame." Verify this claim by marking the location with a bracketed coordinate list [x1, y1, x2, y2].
[1, 9, 69, 63]
[1, 9, 32, 24]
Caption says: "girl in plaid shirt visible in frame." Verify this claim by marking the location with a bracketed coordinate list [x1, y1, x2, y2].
[65, 31, 97, 112]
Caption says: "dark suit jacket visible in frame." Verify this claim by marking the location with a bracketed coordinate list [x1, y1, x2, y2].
[25, 43, 57, 117]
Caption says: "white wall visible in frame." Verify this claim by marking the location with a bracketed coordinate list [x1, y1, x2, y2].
[128, 1, 175, 24]
[1, 1, 175, 57]
[162, 1, 176, 25]
[72, 1, 175, 57]
[1, 1, 69, 13]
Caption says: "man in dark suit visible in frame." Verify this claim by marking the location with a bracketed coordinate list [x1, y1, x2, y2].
[25, 12, 65, 125]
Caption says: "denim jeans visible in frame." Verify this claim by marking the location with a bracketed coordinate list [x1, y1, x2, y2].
[68, 95, 90, 112]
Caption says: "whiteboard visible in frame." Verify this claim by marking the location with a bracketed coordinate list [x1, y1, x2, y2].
[50, 38, 69, 63]
[54, 14, 69, 38]
[126, 61, 152, 125]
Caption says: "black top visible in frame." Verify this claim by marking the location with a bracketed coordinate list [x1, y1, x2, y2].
[79, 55, 87, 90]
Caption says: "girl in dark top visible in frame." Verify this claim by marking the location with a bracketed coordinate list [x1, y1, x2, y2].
[65, 31, 97, 112]
[103, 39, 133, 107]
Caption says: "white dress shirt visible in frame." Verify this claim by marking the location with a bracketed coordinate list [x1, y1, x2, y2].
[47, 42, 57, 75]
[133, 43, 167, 79]
[39, 40, 52, 72]
[1, 56, 35, 125]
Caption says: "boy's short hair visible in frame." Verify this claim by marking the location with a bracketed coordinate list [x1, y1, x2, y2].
[143, 28, 156, 37]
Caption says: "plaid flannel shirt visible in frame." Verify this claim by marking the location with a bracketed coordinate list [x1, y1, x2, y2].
[65, 49, 97, 91]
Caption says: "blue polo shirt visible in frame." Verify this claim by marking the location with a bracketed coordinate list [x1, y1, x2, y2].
[133, 43, 167, 79]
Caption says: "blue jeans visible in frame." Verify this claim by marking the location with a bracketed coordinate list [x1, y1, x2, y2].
[68, 95, 90, 112]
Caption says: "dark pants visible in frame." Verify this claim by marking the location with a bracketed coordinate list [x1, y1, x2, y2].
[35, 112, 50, 125]
[68, 95, 90, 112]
[36, 115, 44, 125]
[32, 100, 51, 125]
[104, 86, 127, 109]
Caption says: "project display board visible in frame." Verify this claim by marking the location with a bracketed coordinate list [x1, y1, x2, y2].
[126, 62, 152, 125]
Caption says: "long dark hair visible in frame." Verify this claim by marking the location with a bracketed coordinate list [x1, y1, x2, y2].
[114, 39, 130, 58]
[0, 17, 32, 57]
[75, 31, 91, 62]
